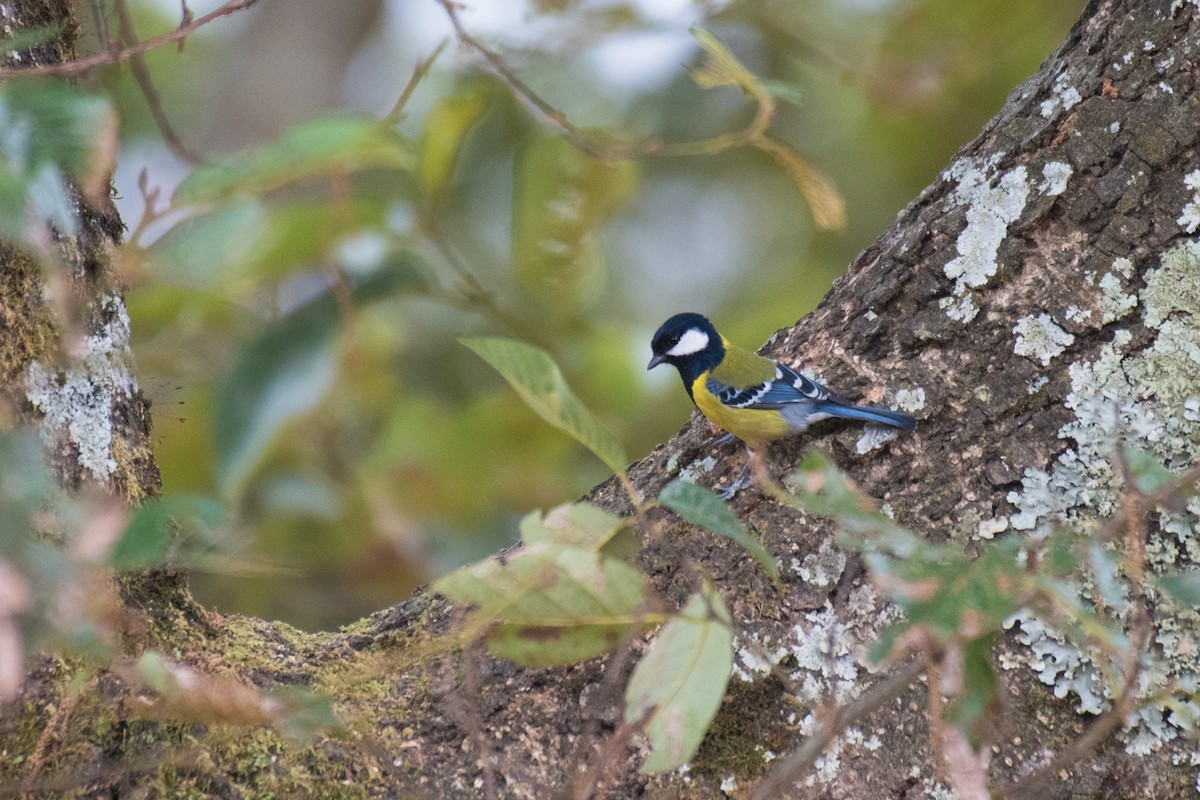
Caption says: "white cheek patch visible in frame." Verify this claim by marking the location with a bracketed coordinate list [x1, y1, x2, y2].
[666, 328, 710, 357]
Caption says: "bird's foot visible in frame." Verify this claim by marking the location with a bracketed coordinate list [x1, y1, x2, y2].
[713, 433, 736, 446]
[716, 458, 753, 500]
[716, 481, 744, 501]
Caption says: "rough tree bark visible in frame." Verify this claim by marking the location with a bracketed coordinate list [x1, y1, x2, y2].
[4, 0, 1200, 797]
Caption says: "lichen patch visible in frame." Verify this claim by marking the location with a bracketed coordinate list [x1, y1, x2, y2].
[24, 295, 138, 483]
[1013, 313, 1075, 366]
[1177, 170, 1200, 234]
[940, 156, 1030, 322]
[1004, 241, 1200, 754]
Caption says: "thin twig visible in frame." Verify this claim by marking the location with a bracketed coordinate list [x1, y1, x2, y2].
[178, 1, 195, 35]
[436, 0, 777, 164]
[437, 0, 615, 160]
[1094, 460, 1200, 545]
[422, 221, 552, 349]
[89, 0, 114, 53]
[385, 41, 448, 124]
[21, 674, 100, 798]
[923, 648, 948, 784]
[748, 658, 924, 800]
[0, 0, 259, 81]
[323, 170, 358, 329]
[113, 0, 204, 165]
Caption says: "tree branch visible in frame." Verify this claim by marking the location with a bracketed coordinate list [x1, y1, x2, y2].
[0, 0, 259, 80]
[112, 0, 204, 165]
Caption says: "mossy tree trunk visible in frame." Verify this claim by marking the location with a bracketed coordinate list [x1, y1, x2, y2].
[5, 0, 1200, 797]
[0, 4, 161, 505]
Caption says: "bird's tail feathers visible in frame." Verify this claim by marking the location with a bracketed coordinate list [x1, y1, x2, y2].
[818, 402, 917, 431]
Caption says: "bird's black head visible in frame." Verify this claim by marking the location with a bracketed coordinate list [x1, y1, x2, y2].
[648, 312, 724, 395]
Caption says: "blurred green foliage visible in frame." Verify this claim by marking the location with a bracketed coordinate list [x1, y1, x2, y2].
[0, 79, 114, 244]
[82, 0, 1084, 628]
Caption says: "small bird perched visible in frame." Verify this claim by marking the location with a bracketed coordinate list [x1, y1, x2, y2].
[648, 312, 916, 497]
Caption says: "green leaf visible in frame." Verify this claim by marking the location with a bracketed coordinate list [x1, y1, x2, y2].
[1088, 541, 1129, 613]
[1158, 570, 1200, 606]
[175, 115, 414, 204]
[0, 81, 115, 242]
[760, 78, 807, 107]
[265, 686, 343, 741]
[888, 539, 1027, 636]
[210, 258, 420, 495]
[148, 200, 268, 289]
[214, 299, 341, 494]
[433, 542, 649, 667]
[519, 502, 639, 560]
[625, 579, 733, 773]
[228, 198, 394, 286]
[945, 633, 1001, 747]
[417, 89, 489, 202]
[460, 336, 628, 475]
[0, 429, 62, 556]
[658, 479, 779, 584]
[1124, 447, 1173, 494]
[109, 495, 227, 569]
[0, 81, 114, 180]
[511, 134, 637, 320]
[0, 173, 29, 243]
[346, 249, 430, 301]
[788, 450, 908, 540]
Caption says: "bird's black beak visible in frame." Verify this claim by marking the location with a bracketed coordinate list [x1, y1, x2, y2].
[647, 353, 666, 370]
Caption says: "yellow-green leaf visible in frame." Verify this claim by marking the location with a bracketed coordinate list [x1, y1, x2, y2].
[625, 579, 733, 773]
[460, 336, 628, 475]
[520, 502, 639, 560]
[512, 134, 637, 319]
[433, 542, 648, 667]
[417, 89, 489, 203]
[689, 28, 766, 99]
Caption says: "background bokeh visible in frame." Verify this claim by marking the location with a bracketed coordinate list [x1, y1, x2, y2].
[95, 0, 1084, 629]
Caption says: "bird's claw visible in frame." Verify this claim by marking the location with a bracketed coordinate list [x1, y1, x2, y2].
[716, 483, 740, 500]
[713, 433, 736, 446]
[716, 461, 753, 500]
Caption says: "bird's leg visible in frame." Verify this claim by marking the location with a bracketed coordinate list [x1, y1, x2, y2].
[717, 445, 757, 500]
[748, 446, 770, 486]
[707, 420, 736, 446]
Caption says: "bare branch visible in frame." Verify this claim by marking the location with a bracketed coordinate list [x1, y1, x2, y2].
[385, 41, 448, 124]
[112, 0, 204, 165]
[435, 0, 778, 164]
[0, 0, 259, 81]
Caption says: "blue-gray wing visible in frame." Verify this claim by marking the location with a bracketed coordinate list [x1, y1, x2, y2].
[706, 363, 831, 410]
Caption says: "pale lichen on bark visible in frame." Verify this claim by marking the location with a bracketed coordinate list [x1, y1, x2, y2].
[24, 294, 138, 483]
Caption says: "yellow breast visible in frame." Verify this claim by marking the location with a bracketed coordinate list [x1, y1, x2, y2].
[691, 373, 792, 446]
